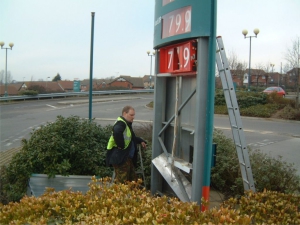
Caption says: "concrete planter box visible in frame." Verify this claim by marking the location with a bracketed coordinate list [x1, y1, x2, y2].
[27, 174, 94, 197]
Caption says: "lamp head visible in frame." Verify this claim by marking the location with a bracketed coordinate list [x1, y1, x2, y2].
[152, 51, 156, 56]
[0, 42, 4, 47]
[242, 29, 248, 37]
[147, 50, 150, 55]
[9, 43, 14, 48]
[253, 28, 259, 36]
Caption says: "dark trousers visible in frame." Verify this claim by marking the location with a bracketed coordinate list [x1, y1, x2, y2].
[113, 158, 137, 183]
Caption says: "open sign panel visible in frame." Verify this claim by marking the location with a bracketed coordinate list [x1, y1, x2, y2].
[159, 39, 197, 74]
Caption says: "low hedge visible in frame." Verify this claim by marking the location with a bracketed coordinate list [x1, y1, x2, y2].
[0, 178, 299, 224]
[215, 91, 299, 120]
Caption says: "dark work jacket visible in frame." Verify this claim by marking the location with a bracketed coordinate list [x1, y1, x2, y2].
[106, 116, 146, 167]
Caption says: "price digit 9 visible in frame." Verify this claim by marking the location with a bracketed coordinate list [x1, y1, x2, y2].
[185, 9, 191, 32]
[183, 47, 190, 68]
[175, 14, 181, 33]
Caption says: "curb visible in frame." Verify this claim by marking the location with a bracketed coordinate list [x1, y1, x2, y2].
[57, 97, 141, 105]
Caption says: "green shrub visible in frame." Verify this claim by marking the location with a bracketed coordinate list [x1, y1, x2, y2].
[211, 129, 244, 198]
[214, 105, 228, 114]
[1, 178, 299, 224]
[239, 103, 280, 117]
[1, 116, 113, 202]
[279, 105, 297, 120]
[214, 91, 268, 109]
[27, 85, 46, 94]
[250, 149, 300, 194]
[211, 129, 300, 198]
[223, 190, 300, 224]
[214, 92, 226, 106]
[266, 92, 295, 108]
[295, 110, 300, 120]
[236, 92, 267, 108]
[0, 178, 253, 224]
[18, 90, 38, 95]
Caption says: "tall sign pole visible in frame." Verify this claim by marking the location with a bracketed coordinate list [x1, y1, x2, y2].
[151, 0, 217, 208]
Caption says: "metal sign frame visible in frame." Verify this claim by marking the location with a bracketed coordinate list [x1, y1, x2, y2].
[151, 0, 217, 208]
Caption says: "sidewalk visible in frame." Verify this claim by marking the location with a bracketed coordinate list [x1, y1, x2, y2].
[209, 189, 225, 209]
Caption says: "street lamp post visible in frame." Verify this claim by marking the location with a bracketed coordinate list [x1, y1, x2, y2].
[147, 51, 155, 89]
[270, 63, 275, 85]
[0, 41, 14, 97]
[242, 28, 259, 91]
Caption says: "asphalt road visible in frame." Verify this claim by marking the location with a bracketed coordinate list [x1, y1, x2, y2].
[1, 93, 299, 173]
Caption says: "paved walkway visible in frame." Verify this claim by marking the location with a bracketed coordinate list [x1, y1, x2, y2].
[0, 146, 22, 167]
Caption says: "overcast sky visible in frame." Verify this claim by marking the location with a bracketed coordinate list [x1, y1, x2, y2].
[1, 0, 299, 82]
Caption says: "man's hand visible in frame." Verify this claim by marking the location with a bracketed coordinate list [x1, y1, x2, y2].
[141, 142, 147, 149]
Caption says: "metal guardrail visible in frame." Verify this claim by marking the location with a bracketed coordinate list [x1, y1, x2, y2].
[0, 89, 154, 102]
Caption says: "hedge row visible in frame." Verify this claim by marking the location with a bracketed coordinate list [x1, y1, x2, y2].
[1, 178, 299, 224]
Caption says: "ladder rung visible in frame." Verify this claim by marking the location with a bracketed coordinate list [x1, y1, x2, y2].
[243, 179, 249, 184]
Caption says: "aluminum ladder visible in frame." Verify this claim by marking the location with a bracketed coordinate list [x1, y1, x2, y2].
[215, 36, 256, 192]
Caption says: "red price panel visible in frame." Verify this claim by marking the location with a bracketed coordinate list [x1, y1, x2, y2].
[160, 40, 197, 74]
[162, 0, 174, 6]
[161, 6, 191, 39]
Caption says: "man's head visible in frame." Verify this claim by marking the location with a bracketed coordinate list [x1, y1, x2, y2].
[122, 106, 135, 123]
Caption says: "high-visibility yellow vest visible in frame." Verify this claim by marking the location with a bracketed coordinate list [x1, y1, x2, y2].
[107, 117, 132, 150]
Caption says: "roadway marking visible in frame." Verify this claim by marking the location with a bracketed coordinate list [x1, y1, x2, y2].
[215, 126, 274, 135]
[46, 104, 57, 109]
[46, 105, 75, 111]
[248, 139, 278, 147]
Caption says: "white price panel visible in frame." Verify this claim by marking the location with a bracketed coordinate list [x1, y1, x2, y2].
[162, 6, 191, 39]
[162, 0, 174, 6]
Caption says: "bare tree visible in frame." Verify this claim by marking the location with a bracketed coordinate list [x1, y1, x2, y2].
[227, 50, 247, 87]
[254, 63, 266, 87]
[6, 71, 13, 83]
[281, 63, 292, 88]
[227, 49, 239, 70]
[0, 70, 13, 84]
[263, 63, 271, 87]
[285, 37, 300, 109]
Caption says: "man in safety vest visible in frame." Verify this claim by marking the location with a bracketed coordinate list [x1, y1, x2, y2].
[106, 105, 147, 183]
